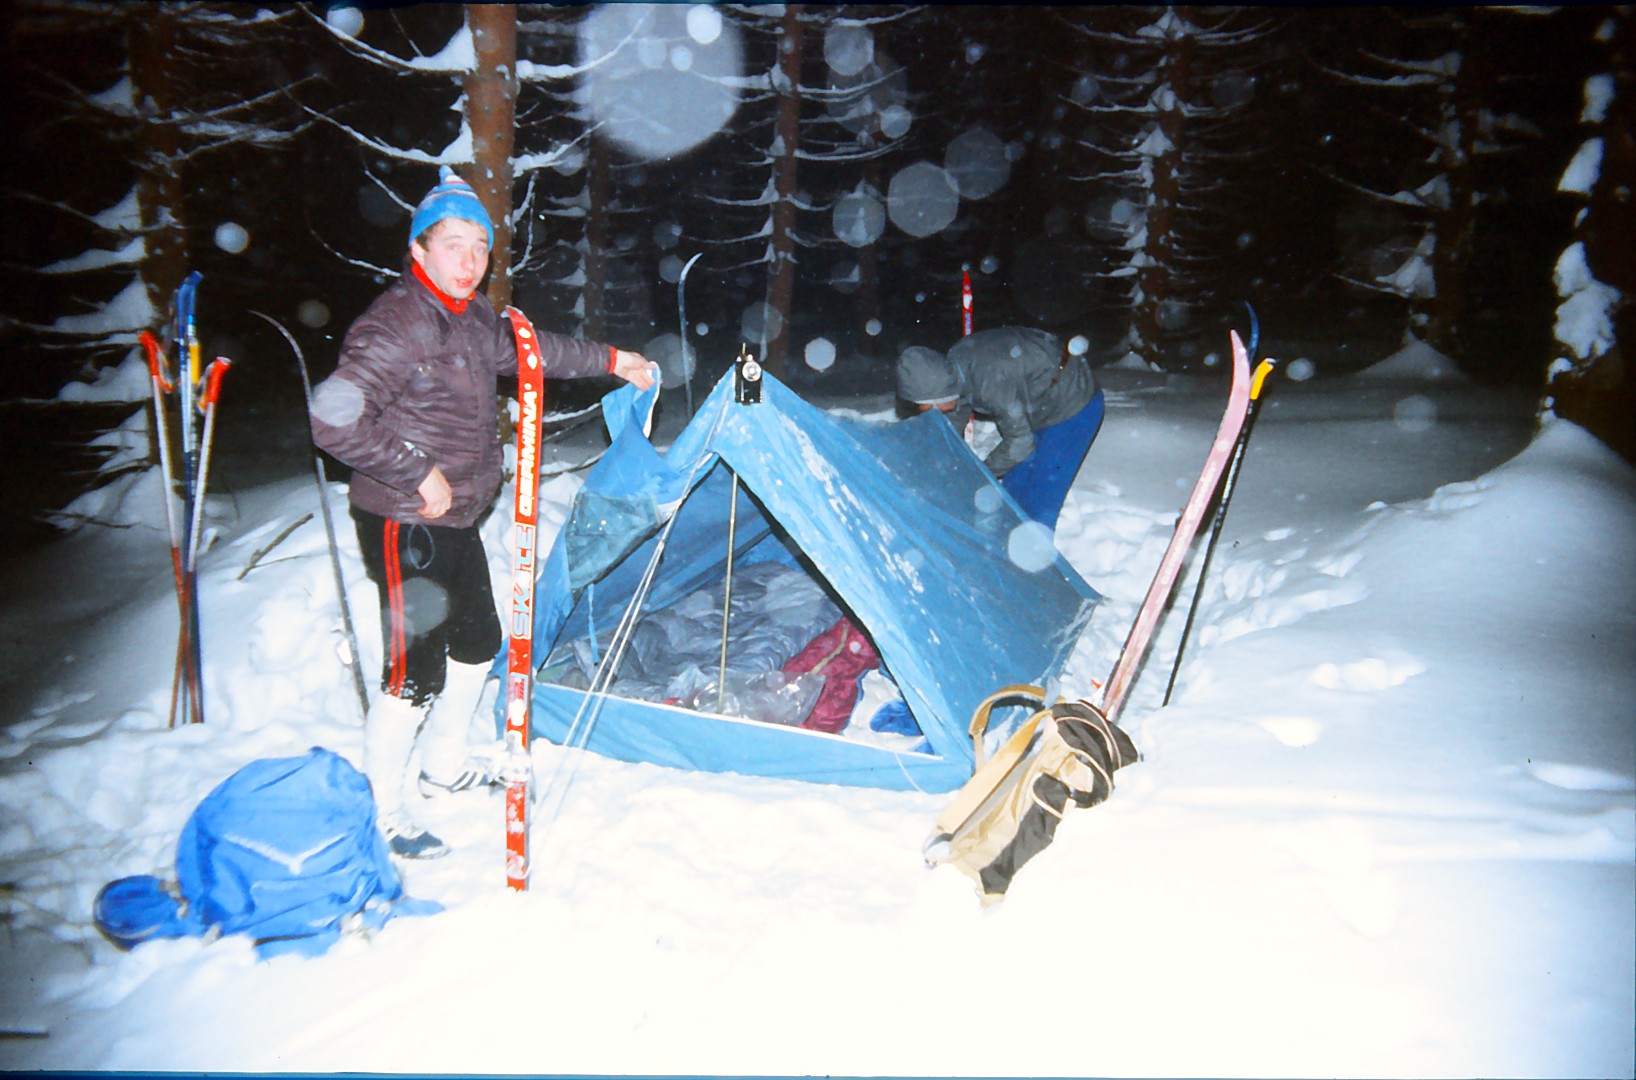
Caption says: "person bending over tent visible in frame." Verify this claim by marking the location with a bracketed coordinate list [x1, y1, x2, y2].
[310, 167, 656, 860]
[896, 327, 1104, 531]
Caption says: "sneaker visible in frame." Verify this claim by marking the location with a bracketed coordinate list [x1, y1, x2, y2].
[419, 760, 501, 796]
[380, 816, 450, 860]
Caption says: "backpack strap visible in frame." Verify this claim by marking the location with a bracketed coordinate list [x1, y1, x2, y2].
[927, 685, 1050, 847]
[966, 683, 1047, 768]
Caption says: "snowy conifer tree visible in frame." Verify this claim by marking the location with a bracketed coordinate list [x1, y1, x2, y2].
[1320, 8, 1545, 368]
[304, 6, 508, 286]
[663, 6, 919, 376]
[9, 2, 299, 369]
[1059, 6, 1275, 371]
[3, 1, 299, 530]
[1542, 9, 1632, 461]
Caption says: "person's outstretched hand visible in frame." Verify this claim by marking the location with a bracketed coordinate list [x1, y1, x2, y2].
[612, 349, 658, 390]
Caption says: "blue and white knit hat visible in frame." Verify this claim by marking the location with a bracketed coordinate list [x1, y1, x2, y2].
[409, 166, 494, 247]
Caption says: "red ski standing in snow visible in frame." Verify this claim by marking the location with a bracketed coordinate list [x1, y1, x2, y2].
[310, 167, 656, 860]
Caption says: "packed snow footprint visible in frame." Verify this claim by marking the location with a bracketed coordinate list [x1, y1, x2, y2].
[1054, 475, 1374, 713]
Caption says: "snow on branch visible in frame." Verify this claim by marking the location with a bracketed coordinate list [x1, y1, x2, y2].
[1581, 73, 1615, 123]
[1334, 269, 1416, 299]
[40, 237, 145, 274]
[1559, 137, 1604, 195]
[306, 8, 474, 74]
[360, 167, 413, 215]
[1553, 242, 1621, 362]
[516, 57, 593, 83]
[302, 104, 465, 165]
[1354, 47, 1460, 81]
[1318, 167, 1438, 217]
[3, 188, 140, 232]
[513, 126, 600, 174]
[793, 143, 898, 164]
[1390, 175, 1451, 210]
[307, 221, 399, 280]
[174, 82, 306, 126]
[45, 279, 155, 337]
[698, 184, 779, 210]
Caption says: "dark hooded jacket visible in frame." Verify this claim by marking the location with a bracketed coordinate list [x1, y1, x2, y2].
[902, 328, 1099, 478]
[311, 272, 610, 529]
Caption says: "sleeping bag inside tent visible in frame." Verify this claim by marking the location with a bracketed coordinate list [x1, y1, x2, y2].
[514, 369, 1101, 793]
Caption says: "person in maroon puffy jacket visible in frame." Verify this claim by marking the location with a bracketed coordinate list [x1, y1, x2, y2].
[311, 167, 655, 859]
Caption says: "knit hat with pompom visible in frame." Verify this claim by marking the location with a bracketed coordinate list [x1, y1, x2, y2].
[410, 166, 493, 248]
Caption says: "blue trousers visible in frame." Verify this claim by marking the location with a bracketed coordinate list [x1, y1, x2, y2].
[1000, 390, 1105, 530]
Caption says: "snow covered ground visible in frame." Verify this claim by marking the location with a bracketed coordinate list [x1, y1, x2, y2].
[1, 341, 1631, 1078]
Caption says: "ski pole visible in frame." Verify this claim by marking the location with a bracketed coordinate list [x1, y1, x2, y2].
[169, 357, 231, 729]
[678, 252, 702, 420]
[140, 331, 185, 593]
[144, 329, 195, 730]
[168, 274, 204, 727]
[182, 275, 206, 725]
[1163, 317, 1278, 706]
[186, 358, 231, 572]
[249, 310, 371, 720]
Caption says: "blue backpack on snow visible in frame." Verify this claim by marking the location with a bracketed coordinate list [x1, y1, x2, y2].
[94, 747, 440, 958]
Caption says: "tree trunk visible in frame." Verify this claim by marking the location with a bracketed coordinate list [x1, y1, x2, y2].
[465, 5, 518, 311]
[128, 6, 185, 320]
[1133, 8, 1194, 370]
[764, 4, 805, 376]
[582, 133, 611, 342]
[1414, 14, 1481, 363]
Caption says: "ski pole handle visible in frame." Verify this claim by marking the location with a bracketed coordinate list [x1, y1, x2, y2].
[1249, 357, 1277, 403]
[201, 357, 232, 408]
[139, 331, 174, 392]
[181, 270, 204, 387]
[174, 270, 201, 380]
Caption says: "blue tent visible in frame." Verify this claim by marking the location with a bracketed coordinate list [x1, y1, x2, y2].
[515, 370, 1100, 793]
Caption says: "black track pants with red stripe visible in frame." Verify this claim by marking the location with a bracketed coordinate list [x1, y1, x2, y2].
[352, 507, 502, 707]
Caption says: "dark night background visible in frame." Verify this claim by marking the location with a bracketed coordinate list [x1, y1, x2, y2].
[0, 4, 1621, 555]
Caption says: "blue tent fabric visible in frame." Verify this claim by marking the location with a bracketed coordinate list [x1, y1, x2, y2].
[94, 748, 440, 958]
[518, 371, 1101, 793]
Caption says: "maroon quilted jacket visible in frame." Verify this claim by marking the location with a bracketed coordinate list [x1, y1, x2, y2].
[311, 272, 611, 528]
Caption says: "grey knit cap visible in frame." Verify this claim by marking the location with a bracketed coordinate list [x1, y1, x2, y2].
[896, 345, 964, 405]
